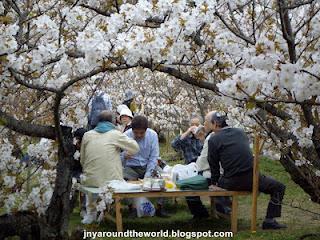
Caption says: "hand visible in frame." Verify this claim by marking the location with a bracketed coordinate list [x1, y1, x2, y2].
[188, 126, 197, 134]
[209, 185, 225, 191]
[124, 153, 133, 160]
[180, 126, 198, 140]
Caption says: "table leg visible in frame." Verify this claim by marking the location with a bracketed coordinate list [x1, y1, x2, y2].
[210, 197, 217, 218]
[231, 195, 238, 233]
[115, 197, 123, 232]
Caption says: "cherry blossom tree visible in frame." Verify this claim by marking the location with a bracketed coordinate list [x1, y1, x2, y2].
[1, 0, 320, 239]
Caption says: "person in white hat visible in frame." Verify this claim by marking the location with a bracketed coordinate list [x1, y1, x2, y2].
[120, 108, 133, 132]
[116, 104, 130, 128]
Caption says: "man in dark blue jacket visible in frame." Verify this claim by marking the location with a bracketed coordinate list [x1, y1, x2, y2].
[207, 112, 287, 230]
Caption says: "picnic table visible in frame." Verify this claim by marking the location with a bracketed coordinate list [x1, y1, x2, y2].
[80, 185, 250, 233]
[113, 189, 251, 233]
[79, 134, 263, 234]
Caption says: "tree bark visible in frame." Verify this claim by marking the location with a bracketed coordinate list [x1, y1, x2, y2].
[0, 211, 40, 240]
[280, 151, 320, 203]
[44, 126, 75, 240]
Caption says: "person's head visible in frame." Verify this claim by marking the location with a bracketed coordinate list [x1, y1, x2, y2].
[98, 110, 113, 123]
[131, 115, 148, 140]
[189, 114, 201, 127]
[120, 108, 133, 125]
[210, 111, 228, 132]
[116, 105, 128, 124]
[204, 111, 216, 132]
[74, 128, 87, 150]
[124, 89, 135, 102]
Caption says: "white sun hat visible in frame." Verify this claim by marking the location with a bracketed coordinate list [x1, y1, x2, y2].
[116, 104, 129, 114]
[120, 108, 133, 119]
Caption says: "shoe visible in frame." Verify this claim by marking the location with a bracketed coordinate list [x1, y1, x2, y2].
[191, 212, 209, 220]
[81, 212, 97, 224]
[128, 208, 137, 218]
[216, 204, 231, 215]
[97, 212, 104, 223]
[262, 220, 287, 230]
[80, 209, 86, 218]
[155, 208, 170, 218]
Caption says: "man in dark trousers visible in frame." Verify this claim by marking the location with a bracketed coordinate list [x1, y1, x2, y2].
[207, 111, 287, 230]
[171, 115, 209, 219]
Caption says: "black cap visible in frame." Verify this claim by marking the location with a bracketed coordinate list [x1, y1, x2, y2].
[211, 111, 228, 127]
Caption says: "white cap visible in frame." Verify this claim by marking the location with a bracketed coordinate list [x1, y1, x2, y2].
[120, 108, 133, 119]
[116, 104, 129, 114]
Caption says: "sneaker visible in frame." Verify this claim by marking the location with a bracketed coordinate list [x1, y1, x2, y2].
[262, 220, 287, 230]
[81, 212, 97, 224]
[80, 209, 86, 218]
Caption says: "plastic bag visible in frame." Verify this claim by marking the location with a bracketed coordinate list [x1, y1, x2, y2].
[171, 162, 198, 181]
[133, 197, 155, 217]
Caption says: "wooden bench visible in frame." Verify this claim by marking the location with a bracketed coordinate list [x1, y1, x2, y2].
[80, 135, 263, 233]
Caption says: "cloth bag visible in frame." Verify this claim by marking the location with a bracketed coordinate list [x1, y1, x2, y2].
[176, 175, 208, 190]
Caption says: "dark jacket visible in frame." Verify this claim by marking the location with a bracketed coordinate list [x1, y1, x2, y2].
[208, 127, 253, 185]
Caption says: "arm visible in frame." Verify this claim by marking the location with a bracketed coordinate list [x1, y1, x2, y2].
[171, 135, 183, 152]
[207, 136, 221, 185]
[80, 134, 87, 166]
[180, 126, 197, 140]
[116, 132, 139, 155]
[145, 133, 160, 178]
[196, 135, 210, 171]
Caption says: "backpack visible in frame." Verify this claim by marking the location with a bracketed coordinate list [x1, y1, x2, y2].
[88, 93, 107, 127]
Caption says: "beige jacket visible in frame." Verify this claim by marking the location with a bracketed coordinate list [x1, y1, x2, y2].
[196, 134, 212, 178]
[196, 133, 224, 178]
[80, 129, 139, 187]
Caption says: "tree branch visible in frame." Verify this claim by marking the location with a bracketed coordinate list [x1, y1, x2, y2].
[214, 11, 255, 45]
[9, 68, 59, 93]
[286, 0, 315, 10]
[140, 62, 220, 93]
[0, 109, 56, 139]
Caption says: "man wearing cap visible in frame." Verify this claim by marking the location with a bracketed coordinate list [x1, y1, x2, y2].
[123, 89, 137, 115]
[207, 111, 287, 230]
[88, 91, 112, 129]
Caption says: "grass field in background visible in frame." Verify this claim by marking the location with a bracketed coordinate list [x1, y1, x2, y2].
[69, 142, 320, 240]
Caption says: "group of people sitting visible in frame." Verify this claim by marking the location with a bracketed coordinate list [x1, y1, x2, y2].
[74, 90, 287, 230]
[171, 112, 286, 229]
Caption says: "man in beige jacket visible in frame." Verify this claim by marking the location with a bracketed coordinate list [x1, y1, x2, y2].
[80, 110, 139, 223]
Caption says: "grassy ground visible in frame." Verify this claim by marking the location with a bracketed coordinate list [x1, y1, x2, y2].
[69, 143, 320, 240]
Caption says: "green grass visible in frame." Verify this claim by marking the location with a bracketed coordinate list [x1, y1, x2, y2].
[69, 148, 320, 240]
